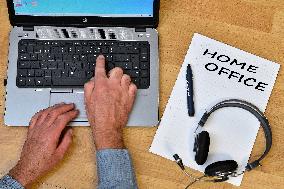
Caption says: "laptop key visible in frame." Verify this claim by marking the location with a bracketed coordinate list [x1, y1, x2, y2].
[52, 70, 62, 77]
[114, 55, 130, 62]
[140, 78, 149, 89]
[35, 70, 44, 77]
[140, 62, 149, 69]
[19, 40, 28, 46]
[18, 61, 31, 69]
[101, 47, 109, 53]
[105, 55, 113, 61]
[48, 62, 57, 69]
[44, 78, 52, 86]
[132, 78, 139, 86]
[63, 54, 73, 61]
[40, 62, 48, 69]
[18, 69, 27, 77]
[34, 46, 43, 53]
[115, 62, 132, 70]
[28, 41, 37, 46]
[55, 54, 63, 61]
[19, 46, 27, 53]
[125, 70, 139, 78]
[141, 70, 149, 78]
[27, 69, 35, 77]
[52, 78, 89, 86]
[126, 47, 140, 54]
[27, 46, 34, 53]
[86, 71, 94, 79]
[35, 78, 44, 86]
[31, 61, 40, 69]
[19, 54, 30, 61]
[38, 54, 49, 61]
[17, 77, 26, 86]
[26, 78, 35, 86]
[141, 54, 148, 61]
[47, 54, 55, 61]
[62, 70, 69, 77]
[141, 47, 148, 54]
[44, 70, 52, 77]
[30, 54, 38, 60]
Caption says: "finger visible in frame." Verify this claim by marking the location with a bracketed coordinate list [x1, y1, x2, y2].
[29, 112, 41, 129]
[95, 55, 106, 79]
[54, 129, 73, 161]
[36, 103, 64, 126]
[121, 74, 131, 90]
[51, 110, 79, 137]
[109, 67, 124, 83]
[84, 79, 95, 102]
[128, 83, 137, 112]
[45, 104, 76, 126]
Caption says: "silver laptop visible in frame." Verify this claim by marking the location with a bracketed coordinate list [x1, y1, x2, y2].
[4, 0, 160, 127]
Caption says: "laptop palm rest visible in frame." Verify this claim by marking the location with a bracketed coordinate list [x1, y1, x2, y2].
[49, 90, 88, 122]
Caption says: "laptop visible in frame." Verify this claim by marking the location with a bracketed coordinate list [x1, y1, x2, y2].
[4, 0, 160, 127]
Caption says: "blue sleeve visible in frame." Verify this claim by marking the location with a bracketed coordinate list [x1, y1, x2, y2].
[96, 149, 138, 189]
[0, 175, 24, 189]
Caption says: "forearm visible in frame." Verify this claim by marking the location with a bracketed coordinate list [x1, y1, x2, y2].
[0, 175, 24, 189]
[96, 149, 138, 189]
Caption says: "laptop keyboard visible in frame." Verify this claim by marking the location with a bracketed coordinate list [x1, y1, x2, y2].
[16, 40, 150, 89]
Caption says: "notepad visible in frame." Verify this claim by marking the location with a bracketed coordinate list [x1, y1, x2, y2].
[149, 33, 280, 186]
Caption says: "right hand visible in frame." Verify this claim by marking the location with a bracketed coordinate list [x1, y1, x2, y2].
[84, 55, 137, 150]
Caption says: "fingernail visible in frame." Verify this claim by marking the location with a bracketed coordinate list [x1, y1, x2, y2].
[98, 55, 105, 60]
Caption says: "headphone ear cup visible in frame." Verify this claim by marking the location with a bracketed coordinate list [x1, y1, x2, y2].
[204, 160, 238, 177]
[194, 131, 210, 165]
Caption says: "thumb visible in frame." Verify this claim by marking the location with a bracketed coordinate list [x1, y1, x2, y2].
[54, 129, 73, 161]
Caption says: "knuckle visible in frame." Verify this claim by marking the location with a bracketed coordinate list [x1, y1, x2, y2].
[40, 111, 49, 118]
[84, 82, 90, 88]
[84, 81, 93, 88]
[48, 110, 58, 118]
[113, 67, 123, 74]
[123, 74, 131, 80]
[30, 114, 38, 121]
[130, 83, 137, 89]
[57, 114, 68, 122]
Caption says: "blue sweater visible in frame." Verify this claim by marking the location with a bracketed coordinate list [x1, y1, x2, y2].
[0, 149, 138, 189]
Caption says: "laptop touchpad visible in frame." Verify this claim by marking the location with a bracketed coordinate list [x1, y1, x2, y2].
[49, 92, 87, 121]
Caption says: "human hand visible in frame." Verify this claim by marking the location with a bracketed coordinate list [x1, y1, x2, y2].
[9, 103, 79, 187]
[84, 55, 137, 150]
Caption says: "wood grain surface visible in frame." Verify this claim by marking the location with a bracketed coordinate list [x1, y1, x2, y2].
[0, 0, 283, 188]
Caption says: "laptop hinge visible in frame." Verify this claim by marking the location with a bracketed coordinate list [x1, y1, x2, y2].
[23, 26, 34, 31]
[135, 28, 147, 32]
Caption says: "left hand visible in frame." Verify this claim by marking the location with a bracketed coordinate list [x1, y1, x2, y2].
[9, 103, 79, 187]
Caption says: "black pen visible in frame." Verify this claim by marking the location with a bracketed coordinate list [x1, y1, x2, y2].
[186, 64, 195, 116]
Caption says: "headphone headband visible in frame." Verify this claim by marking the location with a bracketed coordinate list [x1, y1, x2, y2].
[197, 99, 272, 171]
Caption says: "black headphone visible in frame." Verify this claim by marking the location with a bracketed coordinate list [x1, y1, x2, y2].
[174, 99, 272, 184]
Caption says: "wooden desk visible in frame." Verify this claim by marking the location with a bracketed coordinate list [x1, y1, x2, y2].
[0, 0, 283, 188]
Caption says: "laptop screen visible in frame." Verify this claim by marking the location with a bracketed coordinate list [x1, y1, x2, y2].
[13, 0, 154, 17]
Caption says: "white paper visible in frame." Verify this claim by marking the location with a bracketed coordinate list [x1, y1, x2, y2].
[149, 33, 280, 186]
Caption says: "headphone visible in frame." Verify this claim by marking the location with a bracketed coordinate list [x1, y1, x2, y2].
[174, 99, 272, 185]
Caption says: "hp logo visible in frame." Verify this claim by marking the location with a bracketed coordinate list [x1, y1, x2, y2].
[83, 18, 88, 23]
